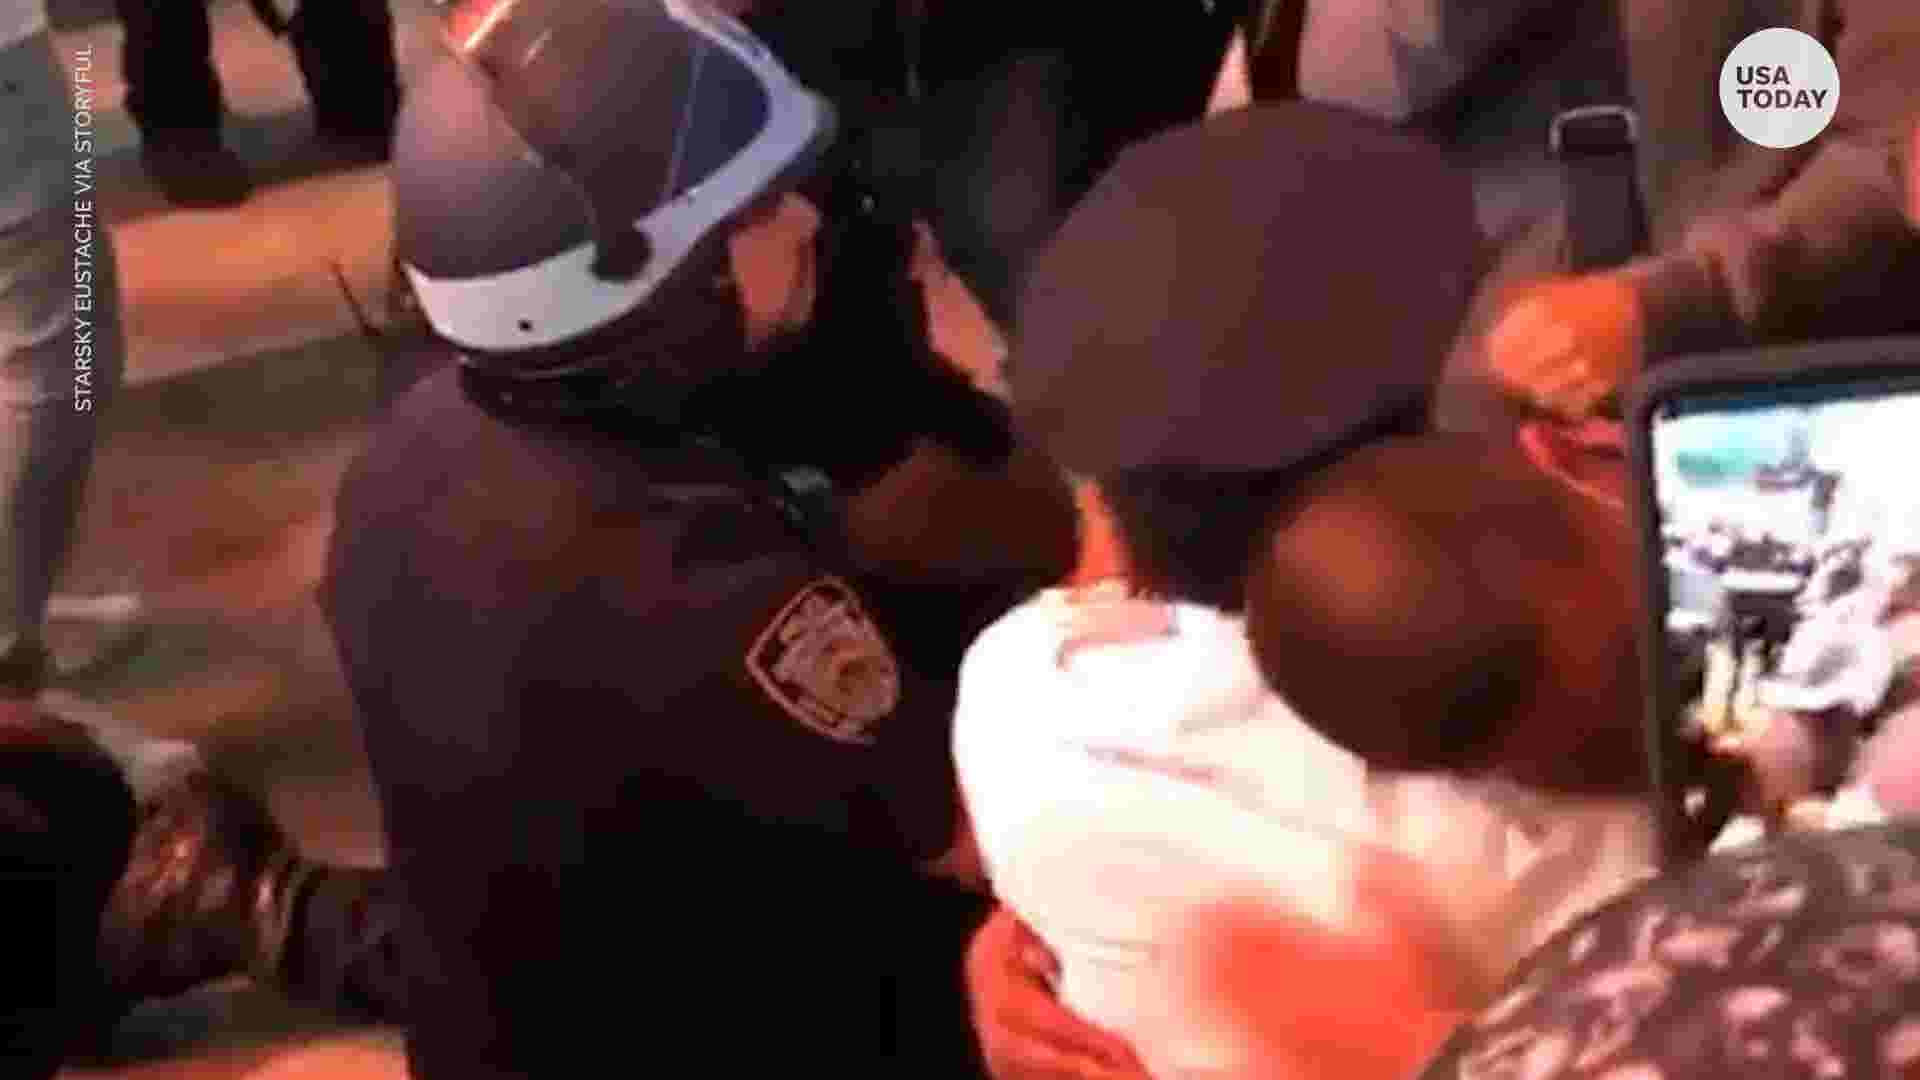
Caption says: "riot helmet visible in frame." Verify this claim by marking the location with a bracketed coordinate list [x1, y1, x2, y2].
[394, 0, 836, 375]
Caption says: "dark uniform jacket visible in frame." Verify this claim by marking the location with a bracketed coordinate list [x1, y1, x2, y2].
[322, 357, 1046, 1076]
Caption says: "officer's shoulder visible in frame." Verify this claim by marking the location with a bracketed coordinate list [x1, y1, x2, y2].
[345, 369, 777, 563]
[352, 364, 496, 476]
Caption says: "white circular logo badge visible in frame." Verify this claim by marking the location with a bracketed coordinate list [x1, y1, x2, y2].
[1720, 28, 1840, 149]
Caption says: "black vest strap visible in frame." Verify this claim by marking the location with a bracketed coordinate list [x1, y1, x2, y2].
[1551, 0, 1648, 274]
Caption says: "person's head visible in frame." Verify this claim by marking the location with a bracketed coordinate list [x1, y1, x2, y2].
[392, 0, 834, 403]
[1003, 103, 1483, 606]
[1090, 466, 1305, 612]
[1245, 431, 1649, 796]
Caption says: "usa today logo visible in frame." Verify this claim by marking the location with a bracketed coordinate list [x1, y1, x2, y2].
[1720, 28, 1839, 149]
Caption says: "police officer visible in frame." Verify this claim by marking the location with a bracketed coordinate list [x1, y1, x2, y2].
[322, 2, 1079, 1076]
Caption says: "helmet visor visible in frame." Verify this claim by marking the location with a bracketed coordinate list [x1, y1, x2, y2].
[411, 0, 836, 351]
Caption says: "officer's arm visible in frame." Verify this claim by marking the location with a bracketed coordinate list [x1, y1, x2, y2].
[696, 554, 991, 890]
[842, 437, 1080, 592]
[570, 519, 976, 874]
[1623, 8, 1920, 355]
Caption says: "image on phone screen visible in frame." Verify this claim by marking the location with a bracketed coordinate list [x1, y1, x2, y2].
[1649, 382, 1920, 849]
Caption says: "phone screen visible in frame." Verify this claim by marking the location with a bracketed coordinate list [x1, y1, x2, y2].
[1648, 380, 1920, 848]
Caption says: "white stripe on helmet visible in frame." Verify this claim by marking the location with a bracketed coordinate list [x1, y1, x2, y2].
[405, 0, 830, 353]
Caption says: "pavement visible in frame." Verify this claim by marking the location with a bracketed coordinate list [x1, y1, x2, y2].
[39, 0, 427, 1074]
[34, 1, 1005, 1076]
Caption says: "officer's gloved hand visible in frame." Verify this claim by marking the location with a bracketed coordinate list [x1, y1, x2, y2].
[94, 764, 319, 1026]
[842, 437, 1079, 592]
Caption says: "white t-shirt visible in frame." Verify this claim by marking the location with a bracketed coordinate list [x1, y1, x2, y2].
[954, 589, 1657, 1079]
[2, 0, 47, 49]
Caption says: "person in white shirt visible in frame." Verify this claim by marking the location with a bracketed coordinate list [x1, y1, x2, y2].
[957, 532, 1572, 1079]
[957, 102, 1664, 1080]
[956, 579, 1418, 1079]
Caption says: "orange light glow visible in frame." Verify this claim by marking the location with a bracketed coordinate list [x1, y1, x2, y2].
[445, 0, 519, 53]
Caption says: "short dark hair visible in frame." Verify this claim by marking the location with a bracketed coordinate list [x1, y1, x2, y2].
[1096, 400, 1430, 611]
[1098, 465, 1304, 612]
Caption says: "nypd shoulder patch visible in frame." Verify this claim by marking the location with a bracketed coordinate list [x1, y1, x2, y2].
[746, 577, 899, 745]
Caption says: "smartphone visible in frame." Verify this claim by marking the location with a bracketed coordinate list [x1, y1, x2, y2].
[1625, 337, 1920, 863]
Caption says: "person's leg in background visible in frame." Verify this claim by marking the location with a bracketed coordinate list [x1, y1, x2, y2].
[1051, 3, 1243, 199]
[743, 2, 1240, 339]
[914, 1, 1245, 335]
[0, 34, 410, 1047]
[917, 50, 1078, 335]
[0, 21, 143, 715]
[109, 0, 251, 206]
[288, 0, 401, 159]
